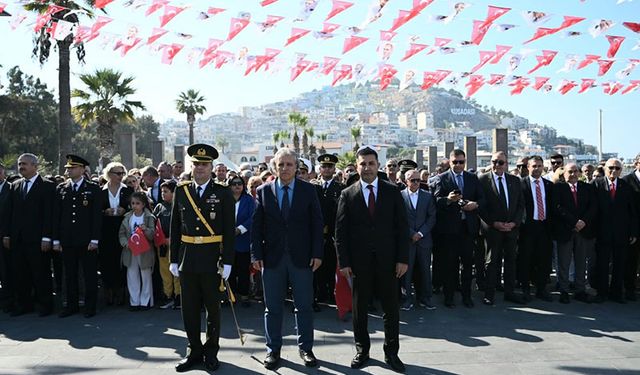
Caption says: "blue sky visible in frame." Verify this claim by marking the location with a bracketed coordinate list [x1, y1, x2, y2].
[1, 0, 639, 158]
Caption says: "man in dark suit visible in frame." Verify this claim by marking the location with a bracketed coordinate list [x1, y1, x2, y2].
[141, 166, 165, 207]
[518, 155, 555, 302]
[553, 163, 598, 303]
[0, 163, 12, 312]
[1, 153, 55, 317]
[314, 154, 344, 309]
[478, 151, 526, 305]
[621, 155, 640, 301]
[336, 146, 409, 373]
[169, 144, 235, 372]
[592, 158, 638, 303]
[433, 149, 485, 308]
[400, 169, 436, 310]
[53, 155, 103, 318]
[251, 147, 323, 370]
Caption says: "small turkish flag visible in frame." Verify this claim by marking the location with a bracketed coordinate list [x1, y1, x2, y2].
[145, 0, 168, 17]
[524, 27, 558, 44]
[483, 5, 510, 25]
[401, 43, 427, 61]
[577, 54, 600, 70]
[578, 78, 597, 94]
[470, 51, 496, 73]
[597, 59, 615, 76]
[342, 35, 368, 54]
[147, 27, 168, 45]
[471, 20, 491, 45]
[465, 75, 485, 97]
[285, 28, 310, 46]
[291, 60, 311, 82]
[335, 266, 352, 320]
[605, 35, 625, 58]
[129, 226, 151, 256]
[325, 0, 353, 21]
[321, 57, 340, 75]
[532, 77, 550, 91]
[322, 23, 341, 34]
[159, 5, 185, 28]
[623, 22, 640, 33]
[160, 43, 184, 65]
[227, 17, 250, 41]
[621, 80, 640, 95]
[153, 219, 166, 248]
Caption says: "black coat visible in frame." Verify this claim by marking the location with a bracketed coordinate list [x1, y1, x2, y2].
[432, 170, 485, 235]
[0, 181, 10, 235]
[553, 181, 598, 241]
[592, 177, 638, 246]
[335, 179, 409, 273]
[315, 179, 344, 237]
[622, 171, 640, 234]
[478, 172, 525, 236]
[520, 176, 555, 235]
[2, 175, 55, 243]
[52, 179, 103, 247]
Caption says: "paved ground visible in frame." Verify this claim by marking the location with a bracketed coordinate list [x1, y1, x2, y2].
[1, 291, 640, 375]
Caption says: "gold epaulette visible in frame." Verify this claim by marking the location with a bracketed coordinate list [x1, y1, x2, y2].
[214, 181, 228, 187]
[177, 180, 191, 187]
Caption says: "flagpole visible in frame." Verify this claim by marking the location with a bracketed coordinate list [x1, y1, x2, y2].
[598, 109, 603, 162]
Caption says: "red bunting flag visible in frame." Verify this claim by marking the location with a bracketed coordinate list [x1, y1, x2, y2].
[401, 43, 428, 61]
[602, 82, 624, 95]
[597, 59, 615, 76]
[621, 80, 640, 95]
[524, 27, 558, 44]
[623, 22, 640, 33]
[527, 50, 558, 74]
[203, 38, 224, 57]
[145, 0, 168, 16]
[378, 64, 398, 91]
[147, 27, 168, 45]
[342, 35, 368, 54]
[95, 0, 114, 9]
[390, 10, 418, 32]
[482, 5, 510, 26]
[532, 77, 550, 90]
[490, 45, 512, 64]
[577, 54, 600, 70]
[322, 23, 341, 33]
[555, 15, 586, 31]
[90, 16, 112, 35]
[465, 75, 485, 97]
[509, 77, 530, 95]
[335, 266, 352, 320]
[578, 78, 596, 93]
[380, 30, 397, 41]
[325, 0, 353, 21]
[421, 71, 440, 90]
[227, 18, 250, 41]
[153, 219, 166, 247]
[160, 5, 185, 27]
[605, 35, 625, 58]
[285, 28, 310, 46]
[129, 226, 151, 256]
[558, 80, 578, 95]
[214, 51, 234, 69]
[44, 4, 66, 17]
[471, 51, 496, 73]
[471, 20, 492, 45]
[199, 52, 217, 69]
[74, 26, 94, 44]
[488, 74, 505, 85]
[434, 70, 452, 84]
[0, 3, 7, 13]
[291, 60, 311, 81]
[332, 64, 352, 86]
[261, 0, 278, 6]
[321, 57, 340, 75]
[34, 14, 51, 33]
[160, 43, 184, 65]
[114, 37, 141, 57]
[306, 61, 320, 72]
[206, 7, 225, 16]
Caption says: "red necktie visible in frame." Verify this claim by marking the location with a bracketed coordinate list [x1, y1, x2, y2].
[571, 184, 578, 206]
[535, 179, 545, 220]
[610, 182, 616, 200]
[367, 185, 375, 217]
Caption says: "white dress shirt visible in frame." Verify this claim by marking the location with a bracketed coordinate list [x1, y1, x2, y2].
[104, 183, 127, 209]
[529, 177, 547, 221]
[635, 170, 640, 182]
[24, 174, 38, 195]
[492, 172, 509, 209]
[408, 189, 419, 209]
[607, 177, 618, 192]
[360, 177, 378, 207]
[195, 180, 210, 197]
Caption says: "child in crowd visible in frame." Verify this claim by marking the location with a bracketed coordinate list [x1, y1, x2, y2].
[153, 180, 181, 309]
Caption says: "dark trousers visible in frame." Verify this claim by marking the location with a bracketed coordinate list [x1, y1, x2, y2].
[179, 271, 221, 359]
[443, 231, 474, 301]
[402, 244, 432, 303]
[557, 234, 594, 293]
[474, 234, 487, 289]
[518, 222, 552, 292]
[0, 244, 13, 308]
[625, 241, 640, 294]
[229, 251, 250, 297]
[62, 245, 98, 311]
[484, 229, 518, 299]
[12, 240, 53, 312]
[596, 243, 628, 298]
[352, 253, 399, 356]
[51, 251, 63, 296]
[431, 241, 443, 289]
[152, 250, 163, 301]
[315, 238, 337, 303]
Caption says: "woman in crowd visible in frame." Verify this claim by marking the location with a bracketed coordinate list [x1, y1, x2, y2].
[247, 176, 263, 199]
[124, 174, 143, 192]
[153, 180, 181, 310]
[228, 175, 256, 307]
[100, 162, 133, 306]
[119, 192, 156, 311]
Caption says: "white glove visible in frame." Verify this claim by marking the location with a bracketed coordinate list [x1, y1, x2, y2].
[222, 264, 232, 280]
[169, 263, 179, 277]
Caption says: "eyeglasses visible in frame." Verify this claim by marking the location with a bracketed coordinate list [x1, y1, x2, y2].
[386, 164, 397, 168]
[409, 178, 421, 183]
[551, 161, 563, 165]
[607, 166, 621, 171]
[110, 171, 126, 176]
[230, 181, 244, 186]
[491, 160, 506, 166]
[452, 160, 466, 165]
[516, 164, 525, 168]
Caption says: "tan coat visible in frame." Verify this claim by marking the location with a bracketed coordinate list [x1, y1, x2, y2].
[119, 209, 156, 269]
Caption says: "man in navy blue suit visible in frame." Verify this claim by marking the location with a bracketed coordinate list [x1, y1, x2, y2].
[251, 147, 324, 371]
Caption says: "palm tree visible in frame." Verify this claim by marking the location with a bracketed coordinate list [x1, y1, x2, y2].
[287, 112, 308, 154]
[71, 68, 145, 168]
[350, 126, 362, 152]
[25, 0, 95, 172]
[272, 131, 280, 153]
[318, 133, 328, 155]
[215, 136, 229, 154]
[176, 89, 207, 145]
[279, 130, 290, 148]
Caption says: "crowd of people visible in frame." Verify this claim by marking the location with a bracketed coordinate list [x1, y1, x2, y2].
[0, 145, 638, 373]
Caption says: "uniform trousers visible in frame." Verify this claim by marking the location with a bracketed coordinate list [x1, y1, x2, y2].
[314, 237, 337, 303]
[179, 270, 221, 359]
[126, 254, 153, 307]
[62, 245, 98, 311]
[229, 251, 250, 297]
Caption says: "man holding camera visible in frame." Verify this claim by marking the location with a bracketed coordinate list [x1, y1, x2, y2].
[433, 149, 484, 308]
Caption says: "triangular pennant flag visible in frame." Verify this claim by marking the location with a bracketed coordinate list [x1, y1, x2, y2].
[290, 60, 310, 81]
[577, 54, 600, 70]
[160, 5, 185, 28]
[214, 51, 234, 69]
[605, 35, 625, 58]
[471, 20, 491, 45]
[532, 77, 550, 90]
[44, 4, 66, 17]
[332, 64, 352, 86]
[90, 16, 112, 35]
[203, 38, 224, 57]
[33, 14, 52, 33]
[470, 51, 496, 73]
[602, 82, 624, 95]
[49, 20, 75, 41]
[435, 70, 452, 84]
[199, 51, 218, 69]
[261, 0, 278, 6]
[322, 23, 341, 33]
[555, 15, 586, 31]
[616, 59, 640, 79]
[74, 26, 93, 44]
[325, 0, 353, 21]
[160, 43, 184, 64]
[306, 61, 320, 72]
[207, 7, 225, 16]
[623, 22, 640, 33]
[490, 45, 512, 64]
[342, 35, 368, 54]
[145, 0, 168, 16]
[390, 10, 417, 31]
[95, 0, 115, 9]
[147, 27, 168, 45]
[465, 75, 485, 97]
[483, 5, 510, 26]
[578, 78, 596, 93]
[380, 30, 397, 41]
[597, 59, 615, 76]
[557, 80, 577, 95]
[488, 74, 505, 85]
[621, 80, 640, 95]
[527, 50, 558, 74]
[401, 43, 428, 61]
[114, 37, 141, 56]
[227, 18, 250, 41]
[285, 28, 310, 46]
[378, 64, 397, 91]
[524, 27, 558, 44]
[421, 71, 439, 90]
[411, 0, 435, 15]
[321, 57, 340, 75]
[509, 77, 530, 95]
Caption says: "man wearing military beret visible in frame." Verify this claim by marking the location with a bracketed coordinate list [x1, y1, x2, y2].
[314, 154, 344, 310]
[170, 144, 235, 372]
[53, 155, 103, 318]
[396, 159, 418, 191]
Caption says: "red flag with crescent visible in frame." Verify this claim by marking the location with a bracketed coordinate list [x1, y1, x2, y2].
[146, 0, 168, 16]
[471, 51, 496, 73]
[509, 77, 530, 95]
[342, 36, 368, 54]
[556, 15, 586, 31]
[335, 266, 352, 320]
[147, 27, 168, 45]
[527, 50, 558, 74]
[227, 18, 250, 41]
[524, 27, 558, 44]
[153, 219, 166, 247]
[532, 77, 550, 90]
[621, 80, 640, 95]
[488, 74, 505, 85]
[285, 28, 311, 46]
[491, 45, 512, 64]
[207, 7, 225, 16]
[380, 30, 397, 42]
[605, 35, 625, 58]
[482, 5, 510, 26]
[332, 64, 352, 86]
[291, 60, 311, 82]
[471, 20, 492, 45]
[577, 54, 600, 70]
[160, 5, 185, 27]
[597, 59, 615, 76]
[322, 23, 341, 34]
[160, 43, 184, 65]
[129, 226, 151, 256]
[465, 75, 485, 97]
[321, 57, 340, 75]
[558, 80, 578, 95]
[95, 0, 114, 9]
[578, 78, 596, 94]
[401, 43, 427, 61]
[623, 22, 640, 33]
[325, 0, 353, 21]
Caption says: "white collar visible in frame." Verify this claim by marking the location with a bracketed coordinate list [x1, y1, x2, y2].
[195, 179, 210, 191]
[360, 177, 379, 190]
[607, 178, 617, 186]
[70, 177, 84, 187]
[25, 174, 38, 184]
[407, 188, 419, 195]
[103, 182, 127, 190]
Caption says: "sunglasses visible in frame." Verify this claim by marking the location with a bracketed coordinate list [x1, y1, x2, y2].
[551, 161, 563, 165]
[386, 164, 397, 168]
[409, 178, 421, 183]
[607, 166, 621, 171]
[230, 181, 244, 186]
[110, 171, 126, 176]
[491, 160, 506, 166]
[452, 160, 466, 165]
[516, 164, 525, 168]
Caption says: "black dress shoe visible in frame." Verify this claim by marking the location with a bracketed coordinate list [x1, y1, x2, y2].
[463, 297, 474, 308]
[505, 293, 526, 305]
[350, 352, 369, 369]
[59, 307, 79, 318]
[204, 357, 220, 371]
[574, 292, 592, 303]
[384, 354, 406, 373]
[299, 350, 318, 367]
[264, 351, 280, 370]
[536, 291, 553, 302]
[482, 297, 495, 306]
[559, 292, 570, 304]
[84, 310, 96, 318]
[625, 291, 637, 301]
[312, 302, 321, 312]
[175, 356, 202, 372]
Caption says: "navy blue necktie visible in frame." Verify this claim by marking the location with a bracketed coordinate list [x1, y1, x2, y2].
[456, 174, 464, 193]
[281, 185, 290, 220]
[22, 180, 30, 199]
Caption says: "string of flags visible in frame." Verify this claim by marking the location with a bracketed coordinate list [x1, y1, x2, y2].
[0, 0, 638, 97]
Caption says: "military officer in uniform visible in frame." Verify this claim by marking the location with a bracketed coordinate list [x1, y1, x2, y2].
[314, 154, 344, 310]
[170, 144, 235, 372]
[397, 159, 418, 190]
[53, 155, 103, 318]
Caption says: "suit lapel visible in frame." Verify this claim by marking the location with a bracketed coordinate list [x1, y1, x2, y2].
[352, 182, 370, 221]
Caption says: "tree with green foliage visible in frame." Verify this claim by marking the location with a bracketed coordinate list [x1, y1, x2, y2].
[72, 68, 145, 169]
[288, 112, 307, 154]
[350, 126, 362, 152]
[176, 89, 207, 145]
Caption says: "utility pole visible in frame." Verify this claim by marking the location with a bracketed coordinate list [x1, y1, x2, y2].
[598, 109, 603, 162]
